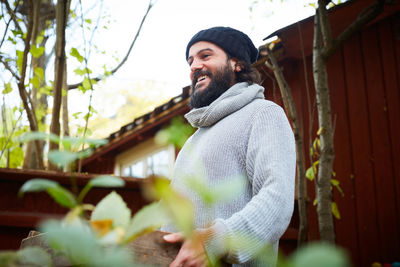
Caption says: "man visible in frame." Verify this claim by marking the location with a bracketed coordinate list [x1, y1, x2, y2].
[163, 26, 296, 267]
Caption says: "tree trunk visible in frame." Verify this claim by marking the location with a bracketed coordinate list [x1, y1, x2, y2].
[62, 58, 69, 137]
[265, 49, 308, 246]
[312, 10, 335, 243]
[49, 0, 68, 170]
[17, 0, 44, 169]
[23, 0, 51, 169]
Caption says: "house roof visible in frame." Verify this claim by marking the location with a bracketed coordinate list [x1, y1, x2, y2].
[81, 86, 191, 167]
[258, 0, 400, 61]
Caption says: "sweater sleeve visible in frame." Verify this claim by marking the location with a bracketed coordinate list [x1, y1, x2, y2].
[205, 104, 296, 264]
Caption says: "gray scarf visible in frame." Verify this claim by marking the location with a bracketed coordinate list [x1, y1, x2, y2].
[185, 82, 265, 128]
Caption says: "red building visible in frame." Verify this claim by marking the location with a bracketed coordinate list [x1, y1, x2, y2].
[1, 1, 399, 266]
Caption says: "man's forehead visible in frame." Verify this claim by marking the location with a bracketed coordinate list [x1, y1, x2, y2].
[188, 41, 225, 58]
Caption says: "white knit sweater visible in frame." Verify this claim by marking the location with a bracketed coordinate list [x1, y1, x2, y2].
[164, 82, 296, 267]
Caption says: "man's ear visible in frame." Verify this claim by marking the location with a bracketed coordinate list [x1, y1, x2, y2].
[229, 58, 240, 72]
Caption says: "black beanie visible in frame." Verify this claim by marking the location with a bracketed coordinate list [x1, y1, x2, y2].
[186, 26, 259, 64]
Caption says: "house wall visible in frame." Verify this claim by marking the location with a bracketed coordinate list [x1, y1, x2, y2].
[0, 169, 149, 250]
[260, 13, 400, 266]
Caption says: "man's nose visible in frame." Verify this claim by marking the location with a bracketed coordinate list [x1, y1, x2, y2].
[190, 58, 203, 73]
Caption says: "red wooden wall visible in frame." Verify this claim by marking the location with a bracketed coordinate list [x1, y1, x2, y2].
[260, 12, 400, 266]
[0, 168, 149, 250]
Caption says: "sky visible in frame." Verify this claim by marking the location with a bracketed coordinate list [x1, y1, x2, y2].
[67, 0, 315, 120]
[0, 0, 317, 136]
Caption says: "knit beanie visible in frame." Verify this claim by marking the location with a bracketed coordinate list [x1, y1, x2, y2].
[186, 27, 259, 64]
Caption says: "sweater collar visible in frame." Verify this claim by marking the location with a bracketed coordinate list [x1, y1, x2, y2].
[185, 82, 265, 128]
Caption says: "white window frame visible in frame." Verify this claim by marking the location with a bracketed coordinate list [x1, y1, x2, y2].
[114, 137, 175, 179]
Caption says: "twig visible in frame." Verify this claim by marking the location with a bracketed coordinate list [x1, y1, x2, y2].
[67, 0, 154, 90]
[1, 0, 22, 32]
[0, 56, 20, 80]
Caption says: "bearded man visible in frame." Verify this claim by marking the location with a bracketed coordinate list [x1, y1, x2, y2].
[162, 27, 296, 267]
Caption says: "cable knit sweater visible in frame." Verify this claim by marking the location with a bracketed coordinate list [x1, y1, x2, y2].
[163, 82, 296, 267]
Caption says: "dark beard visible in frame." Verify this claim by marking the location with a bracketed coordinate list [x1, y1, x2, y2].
[190, 64, 234, 108]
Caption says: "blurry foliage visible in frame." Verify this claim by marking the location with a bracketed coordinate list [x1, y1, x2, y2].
[0, 105, 25, 168]
[0, 125, 351, 266]
[156, 116, 195, 149]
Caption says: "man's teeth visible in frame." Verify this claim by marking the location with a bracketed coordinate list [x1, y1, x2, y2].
[197, 75, 207, 82]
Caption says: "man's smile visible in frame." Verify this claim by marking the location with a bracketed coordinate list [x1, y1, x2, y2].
[192, 71, 212, 90]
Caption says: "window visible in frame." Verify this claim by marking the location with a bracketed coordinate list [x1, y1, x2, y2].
[122, 148, 171, 178]
[115, 138, 175, 179]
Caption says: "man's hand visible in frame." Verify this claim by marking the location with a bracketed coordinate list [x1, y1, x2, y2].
[164, 232, 209, 267]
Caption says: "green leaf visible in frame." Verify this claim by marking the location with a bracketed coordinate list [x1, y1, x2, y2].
[85, 138, 107, 147]
[17, 246, 52, 267]
[47, 186, 77, 208]
[7, 36, 16, 44]
[185, 175, 246, 205]
[30, 45, 45, 58]
[331, 202, 341, 219]
[82, 77, 92, 91]
[91, 191, 131, 229]
[48, 150, 78, 167]
[85, 19, 92, 24]
[289, 242, 350, 267]
[78, 176, 125, 203]
[31, 76, 40, 88]
[72, 112, 82, 119]
[305, 166, 315, 181]
[20, 132, 60, 144]
[70, 47, 84, 63]
[313, 199, 317, 206]
[331, 179, 345, 197]
[148, 178, 194, 237]
[74, 67, 86, 76]
[2, 82, 12, 94]
[19, 178, 58, 196]
[155, 117, 194, 148]
[330, 179, 340, 186]
[40, 220, 100, 265]
[34, 67, 44, 80]
[18, 178, 77, 208]
[76, 149, 93, 159]
[89, 175, 125, 188]
[0, 251, 18, 266]
[124, 202, 171, 243]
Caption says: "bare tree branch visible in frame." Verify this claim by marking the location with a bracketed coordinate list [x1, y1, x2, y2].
[323, 0, 385, 60]
[67, 0, 154, 90]
[0, 56, 20, 80]
[1, 0, 22, 32]
[318, 0, 333, 51]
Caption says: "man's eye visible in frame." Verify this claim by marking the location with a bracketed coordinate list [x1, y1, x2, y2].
[202, 54, 210, 59]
